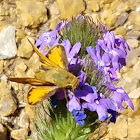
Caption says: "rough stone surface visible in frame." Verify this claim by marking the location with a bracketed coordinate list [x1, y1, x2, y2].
[0, 60, 4, 74]
[129, 88, 140, 99]
[126, 48, 140, 67]
[18, 110, 29, 129]
[127, 99, 140, 118]
[126, 39, 139, 49]
[115, 12, 129, 27]
[128, 118, 140, 139]
[0, 81, 17, 116]
[11, 128, 28, 140]
[128, 11, 140, 27]
[16, 0, 48, 28]
[55, 0, 85, 20]
[86, 0, 100, 12]
[114, 26, 126, 37]
[125, 31, 140, 39]
[17, 37, 34, 58]
[14, 61, 27, 77]
[106, 116, 128, 139]
[100, 10, 118, 27]
[0, 26, 17, 60]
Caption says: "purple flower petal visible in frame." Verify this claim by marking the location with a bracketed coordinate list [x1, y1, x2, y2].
[67, 94, 81, 112]
[61, 39, 71, 57]
[69, 42, 81, 59]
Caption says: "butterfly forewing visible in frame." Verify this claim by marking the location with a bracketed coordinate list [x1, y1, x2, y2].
[27, 39, 60, 69]
[46, 44, 68, 70]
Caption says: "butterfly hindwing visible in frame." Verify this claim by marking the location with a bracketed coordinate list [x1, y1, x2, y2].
[27, 86, 58, 105]
[46, 44, 68, 70]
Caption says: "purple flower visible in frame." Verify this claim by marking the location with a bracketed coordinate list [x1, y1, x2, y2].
[35, 21, 73, 53]
[67, 94, 81, 112]
[104, 83, 134, 111]
[61, 39, 81, 62]
[82, 89, 116, 121]
[35, 29, 61, 51]
[78, 71, 86, 86]
[86, 46, 110, 68]
[97, 31, 130, 72]
[72, 110, 86, 126]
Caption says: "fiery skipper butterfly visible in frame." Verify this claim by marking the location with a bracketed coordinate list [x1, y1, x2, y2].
[9, 39, 79, 105]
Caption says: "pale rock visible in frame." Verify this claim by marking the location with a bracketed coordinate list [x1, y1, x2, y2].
[133, 59, 140, 79]
[129, 88, 140, 99]
[113, 26, 126, 37]
[86, 0, 100, 12]
[49, 4, 60, 18]
[107, 115, 128, 139]
[128, 118, 140, 139]
[111, 0, 130, 14]
[0, 81, 17, 116]
[16, 0, 48, 28]
[47, 4, 60, 29]
[26, 53, 41, 73]
[127, 99, 140, 118]
[0, 75, 8, 83]
[0, 60, 4, 74]
[37, 22, 50, 35]
[0, 123, 7, 140]
[49, 17, 61, 30]
[128, 11, 140, 27]
[55, 0, 85, 20]
[126, 48, 140, 67]
[44, 0, 55, 6]
[18, 110, 29, 129]
[14, 62, 27, 77]
[0, 26, 17, 60]
[16, 29, 26, 40]
[136, 4, 140, 12]
[17, 37, 34, 58]
[11, 128, 28, 140]
[101, 0, 114, 4]
[117, 69, 139, 93]
[126, 31, 140, 39]
[25, 105, 36, 120]
[104, 13, 118, 27]
[100, 10, 118, 27]
[0, 4, 5, 15]
[126, 39, 139, 49]
[114, 12, 129, 27]
[26, 68, 35, 77]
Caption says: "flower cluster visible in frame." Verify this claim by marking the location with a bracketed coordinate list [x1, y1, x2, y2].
[35, 15, 134, 126]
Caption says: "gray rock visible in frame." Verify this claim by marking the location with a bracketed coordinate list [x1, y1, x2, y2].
[0, 26, 17, 60]
[11, 128, 28, 140]
[115, 12, 129, 27]
[0, 81, 17, 116]
[126, 31, 140, 39]
[126, 39, 139, 49]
